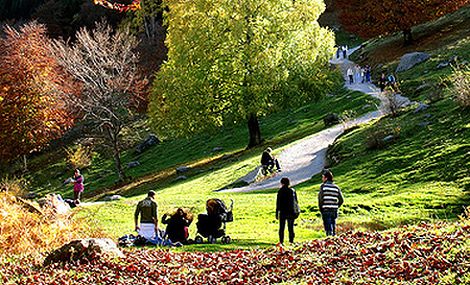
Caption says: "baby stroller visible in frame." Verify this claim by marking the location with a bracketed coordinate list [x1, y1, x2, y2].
[195, 198, 233, 244]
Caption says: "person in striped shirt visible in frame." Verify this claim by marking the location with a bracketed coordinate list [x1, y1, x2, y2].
[318, 170, 344, 236]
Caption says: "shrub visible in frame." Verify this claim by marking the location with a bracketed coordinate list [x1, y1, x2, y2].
[365, 120, 401, 150]
[377, 89, 409, 117]
[65, 144, 93, 170]
[340, 109, 358, 130]
[450, 65, 470, 108]
[0, 191, 106, 257]
[0, 176, 28, 197]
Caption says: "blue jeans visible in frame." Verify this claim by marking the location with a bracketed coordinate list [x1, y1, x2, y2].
[321, 211, 338, 236]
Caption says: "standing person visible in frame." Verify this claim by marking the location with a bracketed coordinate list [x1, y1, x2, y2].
[388, 73, 397, 92]
[162, 208, 193, 244]
[379, 73, 387, 92]
[276, 177, 299, 244]
[347, 67, 354, 84]
[336, 45, 341, 59]
[365, 64, 371, 83]
[261, 147, 281, 173]
[135, 190, 159, 239]
[318, 170, 344, 236]
[354, 64, 361, 84]
[342, 45, 348, 59]
[71, 169, 84, 201]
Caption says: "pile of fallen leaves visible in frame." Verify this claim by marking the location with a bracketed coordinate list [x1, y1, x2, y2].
[2, 219, 470, 284]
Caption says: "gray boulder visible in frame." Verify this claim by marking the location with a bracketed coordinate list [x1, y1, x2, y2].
[212, 147, 223, 152]
[173, 175, 187, 182]
[176, 166, 192, 174]
[44, 238, 124, 266]
[396, 52, 431, 72]
[414, 83, 431, 94]
[414, 103, 430, 113]
[323, 113, 340, 127]
[103, 195, 123, 201]
[135, 134, 160, 154]
[127, 161, 141, 168]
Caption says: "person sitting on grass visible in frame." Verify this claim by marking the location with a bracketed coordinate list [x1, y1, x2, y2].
[162, 208, 193, 245]
[261, 147, 281, 173]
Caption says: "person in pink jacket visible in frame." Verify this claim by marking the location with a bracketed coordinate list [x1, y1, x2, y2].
[72, 169, 84, 201]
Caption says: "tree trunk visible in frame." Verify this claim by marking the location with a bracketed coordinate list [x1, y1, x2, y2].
[22, 154, 28, 174]
[403, 28, 413, 46]
[112, 138, 126, 183]
[247, 113, 263, 149]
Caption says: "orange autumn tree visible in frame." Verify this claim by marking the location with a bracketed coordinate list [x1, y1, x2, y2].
[0, 22, 78, 165]
[335, 0, 470, 45]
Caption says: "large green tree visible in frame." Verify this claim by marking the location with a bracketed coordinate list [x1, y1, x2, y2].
[150, 0, 336, 148]
[335, 0, 470, 46]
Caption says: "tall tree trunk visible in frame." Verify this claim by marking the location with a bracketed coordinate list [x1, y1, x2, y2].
[403, 28, 413, 46]
[112, 139, 126, 183]
[105, 124, 126, 182]
[22, 154, 28, 174]
[247, 113, 263, 149]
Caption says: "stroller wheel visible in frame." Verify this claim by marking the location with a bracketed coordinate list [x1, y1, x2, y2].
[195, 236, 203, 244]
[221, 236, 231, 244]
[208, 235, 217, 244]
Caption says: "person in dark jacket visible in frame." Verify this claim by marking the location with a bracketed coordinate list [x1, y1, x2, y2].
[162, 208, 193, 244]
[261, 147, 281, 173]
[276, 177, 299, 244]
[318, 170, 344, 236]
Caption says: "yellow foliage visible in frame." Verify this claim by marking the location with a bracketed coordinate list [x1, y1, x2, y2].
[65, 144, 93, 170]
[0, 192, 106, 257]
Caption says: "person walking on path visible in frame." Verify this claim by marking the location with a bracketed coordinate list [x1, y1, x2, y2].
[318, 170, 344, 236]
[354, 64, 361, 84]
[71, 169, 84, 201]
[365, 64, 371, 83]
[135, 190, 159, 239]
[342, 45, 348, 59]
[379, 73, 387, 92]
[347, 67, 354, 84]
[276, 177, 300, 244]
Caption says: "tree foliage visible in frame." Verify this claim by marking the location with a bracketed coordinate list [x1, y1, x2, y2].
[0, 22, 77, 163]
[52, 22, 147, 181]
[150, 0, 336, 148]
[335, 0, 470, 45]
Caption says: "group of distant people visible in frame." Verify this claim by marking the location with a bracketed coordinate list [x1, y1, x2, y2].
[335, 45, 348, 59]
[379, 73, 398, 92]
[346, 64, 371, 85]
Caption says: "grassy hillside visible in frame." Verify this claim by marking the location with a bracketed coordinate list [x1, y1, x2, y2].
[3, 4, 470, 254]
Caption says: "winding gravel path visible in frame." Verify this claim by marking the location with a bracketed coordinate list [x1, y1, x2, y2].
[217, 47, 389, 193]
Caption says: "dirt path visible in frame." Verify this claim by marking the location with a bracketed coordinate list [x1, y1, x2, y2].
[217, 47, 388, 193]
